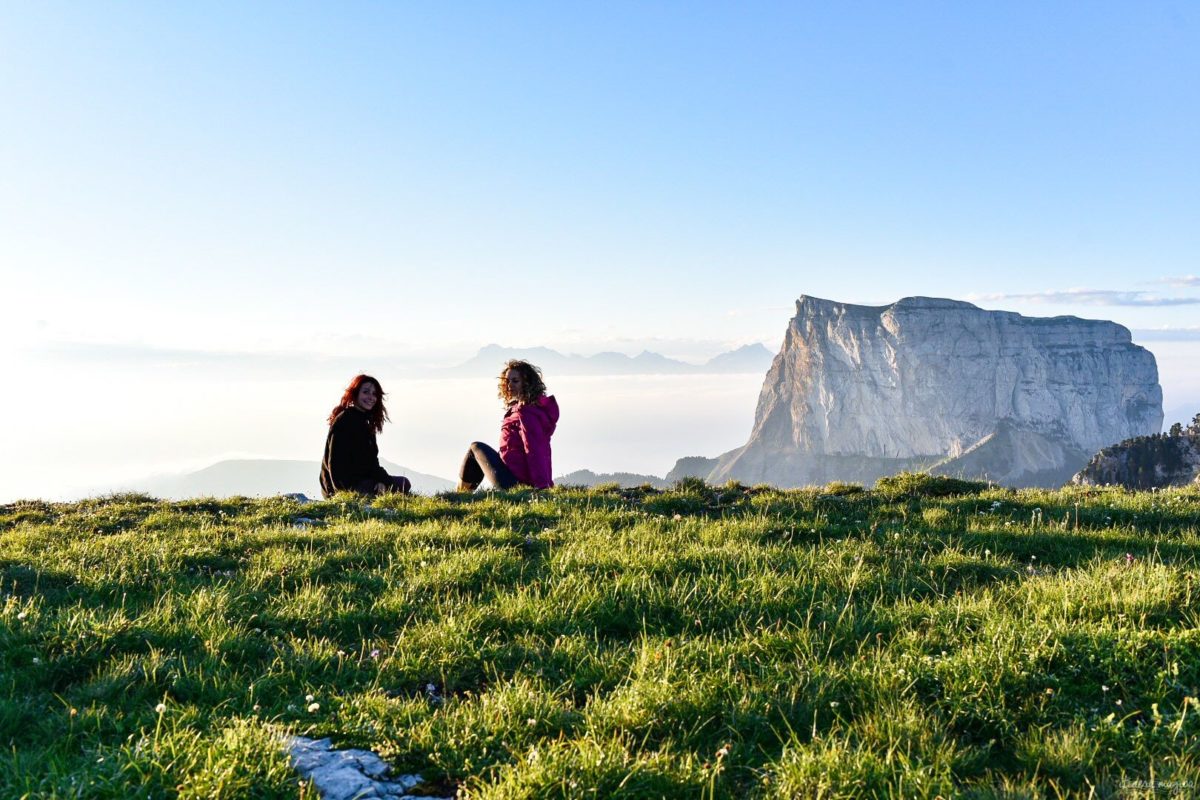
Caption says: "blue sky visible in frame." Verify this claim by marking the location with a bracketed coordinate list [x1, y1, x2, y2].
[2, 2, 1198, 498]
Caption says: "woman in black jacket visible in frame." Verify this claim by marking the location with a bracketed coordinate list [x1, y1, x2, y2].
[320, 374, 411, 498]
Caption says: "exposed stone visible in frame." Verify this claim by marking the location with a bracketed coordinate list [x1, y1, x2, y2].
[287, 736, 451, 800]
[707, 296, 1163, 488]
[1073, 433, 1200, 489]
[664, 456, 719, 484]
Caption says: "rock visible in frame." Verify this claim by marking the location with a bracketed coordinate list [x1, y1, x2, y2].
[665, 456, 719, 484]
[1072, 432, 1200, 489]
[709, 296, 1163, 488]
[287, 736, 450, 800]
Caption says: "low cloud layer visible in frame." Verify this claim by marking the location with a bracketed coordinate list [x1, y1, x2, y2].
[1156, 275, 1200, 288]
[1132, 328, 1200, 342]
[971, 289, 1200, 307]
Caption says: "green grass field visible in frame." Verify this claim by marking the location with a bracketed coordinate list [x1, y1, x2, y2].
[3, 475, 1198, 798]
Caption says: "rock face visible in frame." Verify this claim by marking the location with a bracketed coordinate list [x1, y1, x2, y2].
[708, 296, 1163, 488]
[1072, 432, 1200, 490]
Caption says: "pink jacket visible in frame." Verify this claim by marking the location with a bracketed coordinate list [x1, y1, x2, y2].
[499, 395, 560, 489]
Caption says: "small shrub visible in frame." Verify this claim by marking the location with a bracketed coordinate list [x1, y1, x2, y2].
[875, 471, 989, 499]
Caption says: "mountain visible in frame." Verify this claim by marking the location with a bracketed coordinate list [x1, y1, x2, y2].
[703, 343, 775, 373]
[664, 456, 719, 483]
[125, 459, 455, 499]
[446, 343, 775, 376]
[696, 296, 1162, 488]
[1073, 427, 1200, 489]
[555, 469, 668, 489]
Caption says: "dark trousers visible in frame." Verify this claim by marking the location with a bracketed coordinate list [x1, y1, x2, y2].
[354, 475, 411, 495]
[459, 442, 519, 490]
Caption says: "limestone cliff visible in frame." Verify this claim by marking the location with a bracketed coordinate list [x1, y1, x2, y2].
[708, 296, 1163, 488]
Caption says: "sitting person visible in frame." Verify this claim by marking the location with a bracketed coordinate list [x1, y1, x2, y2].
[458, 360, 559, 491]
[320, 374, 411, 498]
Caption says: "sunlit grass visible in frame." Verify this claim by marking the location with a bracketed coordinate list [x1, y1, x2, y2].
[2, 477, 1199, 797]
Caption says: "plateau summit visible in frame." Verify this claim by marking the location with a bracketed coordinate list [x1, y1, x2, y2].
[701, 296, 1162, 488]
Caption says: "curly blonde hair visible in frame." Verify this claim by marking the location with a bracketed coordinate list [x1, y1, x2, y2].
[497, 360, 546, 406]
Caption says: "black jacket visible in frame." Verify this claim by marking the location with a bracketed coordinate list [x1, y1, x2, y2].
[320, 407, 389, 497]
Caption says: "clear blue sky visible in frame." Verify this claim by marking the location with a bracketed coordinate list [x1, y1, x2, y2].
[2, 2, 1198, 498]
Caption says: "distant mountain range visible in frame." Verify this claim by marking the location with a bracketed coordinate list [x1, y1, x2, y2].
[118, 460, 694, 500]
[444, 343, 774, 376]
[122, 459, 455, 499]
[555, 469, 669, 489]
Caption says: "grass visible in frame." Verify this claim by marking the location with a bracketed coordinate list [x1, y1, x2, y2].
[2, 476, 1199, 798]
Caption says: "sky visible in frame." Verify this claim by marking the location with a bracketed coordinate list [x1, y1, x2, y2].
[2, 2, 1198, 500]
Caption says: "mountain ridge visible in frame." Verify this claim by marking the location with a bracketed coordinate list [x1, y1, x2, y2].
[444, 343, 774, 376]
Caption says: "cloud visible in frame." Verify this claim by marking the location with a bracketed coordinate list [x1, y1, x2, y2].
[1156, 275, 1200, 288]
[969, 289, 1200, 307]
[723, 305, 794, 319]
[37, 342, 381, 377]
[1132, 327, 1200, 342]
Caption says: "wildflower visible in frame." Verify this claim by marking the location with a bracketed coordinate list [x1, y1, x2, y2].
[673, 513, 683, 521]
[253, 704, 261, 712]
[715, 744, 731, 759]
[1116, 699, 1123, 706]
[307, 702, 320, 713]
[1102, 685, 1110, 693]
[70, 708, 78, 717]
[370, 649, 381, 659]
[155, 703, 167, 714]
[305, 694, 315, 703]
[16, 611, 26, 620]
[830, 701, 839, 708]
[1124, 553, 1134, 565]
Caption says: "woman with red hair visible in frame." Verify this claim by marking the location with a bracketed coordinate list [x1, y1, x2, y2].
[320, 374, 411, 498]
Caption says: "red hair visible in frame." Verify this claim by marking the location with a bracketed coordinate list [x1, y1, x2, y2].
[328, 374, 389, 434]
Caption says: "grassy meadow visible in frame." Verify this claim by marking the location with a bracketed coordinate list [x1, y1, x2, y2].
[2, 475, 1199, 798]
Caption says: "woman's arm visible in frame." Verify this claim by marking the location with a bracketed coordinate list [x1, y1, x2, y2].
[517, 407, 553, 489]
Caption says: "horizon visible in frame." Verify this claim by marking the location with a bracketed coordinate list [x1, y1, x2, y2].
[3, 3, 1199, 501]
[6, 322, 1197, 504]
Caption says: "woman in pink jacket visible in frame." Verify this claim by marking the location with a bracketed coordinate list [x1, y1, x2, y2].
[458, 360, 560, 491]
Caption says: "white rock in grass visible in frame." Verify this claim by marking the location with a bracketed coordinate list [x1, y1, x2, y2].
[287, 736, 450, 799]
